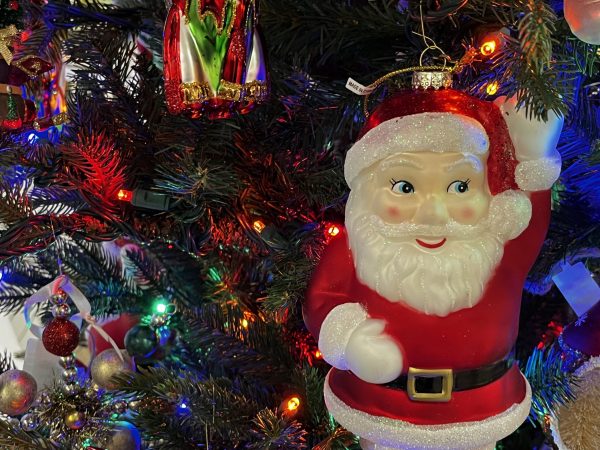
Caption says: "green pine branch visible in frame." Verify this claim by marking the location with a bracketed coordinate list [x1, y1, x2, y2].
[114, 367, 260, 447]
[523, 344, 577, 426]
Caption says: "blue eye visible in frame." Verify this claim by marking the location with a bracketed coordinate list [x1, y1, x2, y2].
[390, 179, 415, 195]
[447, 180, 470, 194]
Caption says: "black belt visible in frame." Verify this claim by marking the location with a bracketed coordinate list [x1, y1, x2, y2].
[383, 356, 513, 403]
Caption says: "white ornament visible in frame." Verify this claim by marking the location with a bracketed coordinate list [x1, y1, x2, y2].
[564, 0, 600, 45]
[494, 96, 563, 191]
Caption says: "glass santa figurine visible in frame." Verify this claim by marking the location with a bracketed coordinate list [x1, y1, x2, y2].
[304, 72, 563, 450]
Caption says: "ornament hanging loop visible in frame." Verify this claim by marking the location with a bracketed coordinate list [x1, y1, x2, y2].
[418, 45, 450, 69]
[362, 65, 452, 118]
[361, 1, 454, 118]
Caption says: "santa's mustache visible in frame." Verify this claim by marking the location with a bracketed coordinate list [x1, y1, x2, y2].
[363, 215, 490, 240]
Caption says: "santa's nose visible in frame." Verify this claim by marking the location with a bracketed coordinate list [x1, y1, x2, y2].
[413, 195, 449, 225]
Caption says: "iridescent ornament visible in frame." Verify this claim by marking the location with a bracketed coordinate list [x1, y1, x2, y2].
[36, 391, 51, 406]
[163, 0, 269, 119]
[59, 355, 76, 368]
[51, 303, 71, 318]
[42, 318, 80, 357]
[64, 410, 86, 430]
[90, 349, 135, 390]
[20, 413, 39, 431]
[62, 383, 79, 396]
[51, 290, 69, 305]
[124, 325, 159, 358]
[85, 385, 101, 399]
[0, 369, 37, 416]
[61, 367, 78, 384]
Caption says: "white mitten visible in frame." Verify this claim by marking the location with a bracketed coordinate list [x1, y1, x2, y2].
[345, 319, 403, 384]
[494, 95, 563, 191]
[318, 303, 402, 384]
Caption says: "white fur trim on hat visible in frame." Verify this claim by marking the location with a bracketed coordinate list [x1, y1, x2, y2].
[318, 303, 367, 370]
[515, 154, 562, 192]
[344, 112, 489, 187]
[324, 371, 532, 450]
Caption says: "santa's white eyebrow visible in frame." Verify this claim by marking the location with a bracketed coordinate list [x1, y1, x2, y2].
[380, 158, 425, 171]
[444, 155, 483, 172]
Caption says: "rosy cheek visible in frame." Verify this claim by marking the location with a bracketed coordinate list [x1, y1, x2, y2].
[460, 207, 475, 221]
[387, 206, 402, 220]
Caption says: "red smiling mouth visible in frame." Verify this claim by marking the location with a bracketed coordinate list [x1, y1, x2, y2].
[416, 238, 447, 249]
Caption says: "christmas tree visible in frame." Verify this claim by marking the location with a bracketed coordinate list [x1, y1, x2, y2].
[0, 0, 599, 449]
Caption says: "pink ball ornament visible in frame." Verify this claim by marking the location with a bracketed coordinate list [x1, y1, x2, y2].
[564, 0, 600, 45]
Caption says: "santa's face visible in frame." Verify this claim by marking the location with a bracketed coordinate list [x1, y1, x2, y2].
[373, 151, 491, 232]
[346, 151, 532, 316]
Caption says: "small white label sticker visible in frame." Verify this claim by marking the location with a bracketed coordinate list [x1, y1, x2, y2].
[345, 77, 375, 95]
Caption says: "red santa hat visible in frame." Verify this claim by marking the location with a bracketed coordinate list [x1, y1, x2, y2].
[344, 89, 563, 194]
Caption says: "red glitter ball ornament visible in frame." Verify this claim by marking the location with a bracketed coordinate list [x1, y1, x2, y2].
[42, 318, 80, 356]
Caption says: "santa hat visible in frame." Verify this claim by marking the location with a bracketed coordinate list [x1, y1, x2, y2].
[344, 89, 563, 194]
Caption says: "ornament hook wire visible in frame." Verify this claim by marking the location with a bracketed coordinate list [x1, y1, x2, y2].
[415, 0, 451, 68]
[361, 1, 453, 118]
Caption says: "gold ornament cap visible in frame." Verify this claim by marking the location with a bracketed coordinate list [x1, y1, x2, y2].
[412, 71, 453, 90]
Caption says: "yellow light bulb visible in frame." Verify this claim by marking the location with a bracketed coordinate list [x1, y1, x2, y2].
[287, 396, 300, 411]
[480, 40, 497, 56]
[327, 225, 340, 237]
[253, 220, 266, 233]
[486, 81, 499, 95]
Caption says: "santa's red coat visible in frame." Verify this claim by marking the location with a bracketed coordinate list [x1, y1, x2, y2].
[304, 191, 550, 425]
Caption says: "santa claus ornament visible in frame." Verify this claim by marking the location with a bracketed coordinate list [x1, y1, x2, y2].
[304, 71, 563, 450]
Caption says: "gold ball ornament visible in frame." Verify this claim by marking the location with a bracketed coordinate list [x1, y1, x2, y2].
[554, 360, 600, 449]
[64, 410, 86, 430]
[90, 349, 135, 390]
[0, 369, 38, 416]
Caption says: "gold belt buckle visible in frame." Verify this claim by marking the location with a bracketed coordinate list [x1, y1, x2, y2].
[407, 367, 453, 402]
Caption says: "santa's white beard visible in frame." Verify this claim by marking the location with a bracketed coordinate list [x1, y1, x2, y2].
[346, 190, 532, 317]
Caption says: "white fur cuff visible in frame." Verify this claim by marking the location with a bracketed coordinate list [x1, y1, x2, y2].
[318, 303, 368, 370]
[515, 155, 561, 191]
